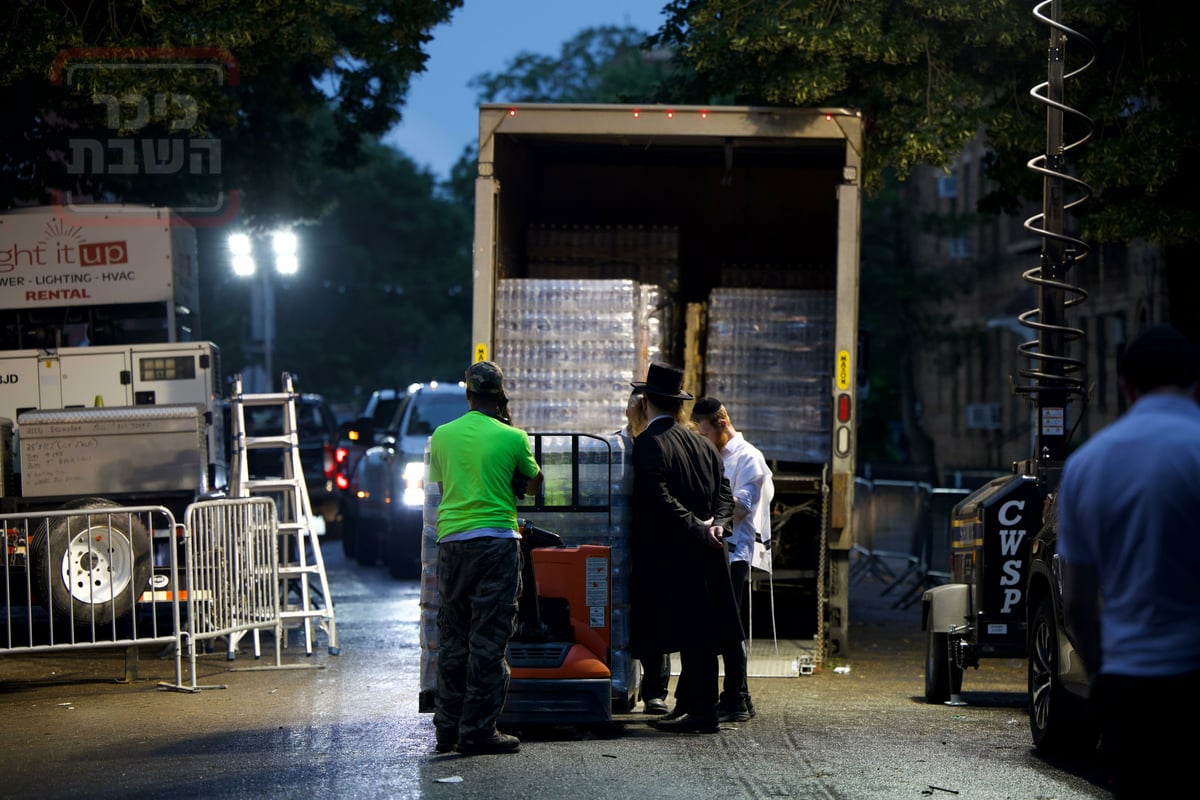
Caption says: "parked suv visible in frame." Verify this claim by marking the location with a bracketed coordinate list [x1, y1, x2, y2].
[1025, 491, 1100, 755]
[343, 381, 468, 578]
[335, 388, 410, 490]
[225, 392, 343, 537]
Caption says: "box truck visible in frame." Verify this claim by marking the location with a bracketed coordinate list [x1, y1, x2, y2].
[0, 204, 224, 628]
[418, 104, 865, 721]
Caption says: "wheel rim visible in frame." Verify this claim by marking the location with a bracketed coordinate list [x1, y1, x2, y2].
[61, 523, 134, 605]
[1029, 611, 1055, 733]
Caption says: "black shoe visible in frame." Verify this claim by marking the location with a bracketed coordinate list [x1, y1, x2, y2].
[435, 726, 458, 753]
[456, 731, 521, 754]
[659, 705, 686, 721]
[643, 697, 669, 715]
[652, 713, 720, 734]
[716, 703, 751, 723]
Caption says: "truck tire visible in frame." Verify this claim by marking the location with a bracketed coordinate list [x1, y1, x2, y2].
[924, 630, 962, 704]
[1028, 597, 1100, 754]
[30, 498, 152, 628]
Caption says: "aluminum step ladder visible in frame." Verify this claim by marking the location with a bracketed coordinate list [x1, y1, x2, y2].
[230, 372, 340, 656]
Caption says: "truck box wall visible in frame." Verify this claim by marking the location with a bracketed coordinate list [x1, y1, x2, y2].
[0, 204, 199, 345]
[0, 341, 226, 499]
[0, 342, 220, 418]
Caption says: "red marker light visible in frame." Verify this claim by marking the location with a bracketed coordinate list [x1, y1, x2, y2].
[632, 108, 640, 118]
[825, 113, 834, 121]
[508, 108, 517, 116]
[700, 109, 708, 119]
[666, 109, 674, 119]
[837, 393, 851, 423]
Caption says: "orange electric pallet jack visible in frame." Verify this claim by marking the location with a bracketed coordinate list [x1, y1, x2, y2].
[499, 520, 614, 727]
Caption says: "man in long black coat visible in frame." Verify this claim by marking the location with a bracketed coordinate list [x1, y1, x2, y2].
[629, 362, 742, 733]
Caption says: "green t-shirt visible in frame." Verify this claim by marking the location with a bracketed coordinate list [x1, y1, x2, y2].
[428, 410, 540, 539]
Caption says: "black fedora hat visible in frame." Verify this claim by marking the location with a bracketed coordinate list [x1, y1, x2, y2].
[632, 361, 694, 400]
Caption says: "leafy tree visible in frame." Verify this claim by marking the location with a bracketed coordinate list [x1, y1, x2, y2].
[446, 25, 671, 180]
[650, 0, 1200, 466]
[650, 0, 1198, 310]
[0, 0, 463, 229]
[468, 25, 670, 104]
[200, 136, 473, 408]
[651, 0, 1032, 195]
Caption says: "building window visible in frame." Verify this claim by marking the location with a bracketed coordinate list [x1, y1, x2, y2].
[937, 172, 958, 199]
[945, 235, 971, 260]
[966, 403, 1003, 431]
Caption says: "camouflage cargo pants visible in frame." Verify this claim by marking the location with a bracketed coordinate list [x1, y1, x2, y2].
[434, 537, 522, 744]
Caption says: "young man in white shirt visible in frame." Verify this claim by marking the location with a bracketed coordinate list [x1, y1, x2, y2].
[691, 396, 774, 722]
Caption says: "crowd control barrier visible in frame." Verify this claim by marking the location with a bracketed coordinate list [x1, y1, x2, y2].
[0, 504, 184, 686]
[850, 481, 973, 609]
[178, 497, 282, 690]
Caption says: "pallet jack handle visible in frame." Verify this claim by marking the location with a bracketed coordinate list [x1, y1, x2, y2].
[515, 519, 565, 641]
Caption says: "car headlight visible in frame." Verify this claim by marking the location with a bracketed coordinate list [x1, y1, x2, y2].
[402, 460, 425, 507]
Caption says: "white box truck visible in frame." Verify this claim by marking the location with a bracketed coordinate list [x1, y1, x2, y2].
[0, 203, 200, 347]
[467, 103, 864, 657]
[419, 103, 864, 719]
[0, 205, 224, 627]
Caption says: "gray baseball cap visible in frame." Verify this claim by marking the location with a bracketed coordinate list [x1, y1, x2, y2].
[465, 361, 505, 395]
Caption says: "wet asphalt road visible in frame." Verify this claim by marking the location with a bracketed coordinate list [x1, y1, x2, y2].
[0, 541, 1113, 800]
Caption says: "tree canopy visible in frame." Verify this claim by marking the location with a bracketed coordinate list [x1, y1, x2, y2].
[199, 134, 473, 408]
[468, 25, 670, 105]
[651, 0, 1198, 249]
[0, 0, 463, 229]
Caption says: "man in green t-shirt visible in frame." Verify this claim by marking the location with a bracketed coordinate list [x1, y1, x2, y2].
[428, 360, 543, 755]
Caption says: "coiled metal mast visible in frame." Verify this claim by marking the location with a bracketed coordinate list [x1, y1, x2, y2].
[1015, 0, 1095, 477]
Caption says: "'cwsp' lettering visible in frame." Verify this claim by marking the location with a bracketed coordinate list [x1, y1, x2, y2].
[997, 499, 1028, 614]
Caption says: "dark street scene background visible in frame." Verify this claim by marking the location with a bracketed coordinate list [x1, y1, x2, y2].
[0, 545, 1113, 800]
[1, 1, 1193, 798]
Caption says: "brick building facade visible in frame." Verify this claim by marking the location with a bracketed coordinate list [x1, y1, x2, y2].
[905, 139, 1170, 478]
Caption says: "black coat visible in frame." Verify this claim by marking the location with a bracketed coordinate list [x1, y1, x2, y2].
[629, 416, 742, 657]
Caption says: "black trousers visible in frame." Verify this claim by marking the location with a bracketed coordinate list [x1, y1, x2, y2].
[1093, 669, 1200, 799]
[639, 653, 671, 701]
[720, 559, 750, 705]
[677, 647, 720, 724]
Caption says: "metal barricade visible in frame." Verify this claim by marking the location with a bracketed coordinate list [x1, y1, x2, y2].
[849, 480, 975, 609]
[851, 479, 930, 587]
[179, 497, 282, 691]
[0, 504, 184, 686]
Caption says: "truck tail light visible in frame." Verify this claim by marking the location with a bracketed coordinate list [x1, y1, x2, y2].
[323, 443, 336, 479]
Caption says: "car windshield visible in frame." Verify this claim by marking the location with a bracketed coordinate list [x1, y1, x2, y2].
[245, 402, 327, 437]
[296, 404, 329, 436]
[373, 397, 404, 425]
[246, 407, 283, 435]
[406, 393, 467, 436]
